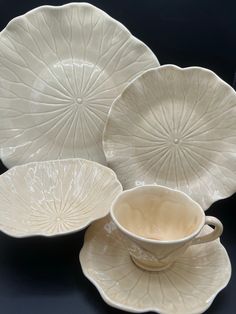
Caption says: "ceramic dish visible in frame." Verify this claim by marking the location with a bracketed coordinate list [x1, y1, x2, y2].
[103, 65, 236, 209]
[0, 159, 122, 237]
[0, 2, 159, 168]
[80, 217, 231, 314]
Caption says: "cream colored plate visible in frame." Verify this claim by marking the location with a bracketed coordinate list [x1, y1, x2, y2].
[103, 65, 236, 209]
[0, 2, 159, 168]
[0, 159, 122, 237]
[80, 217, 231, 314]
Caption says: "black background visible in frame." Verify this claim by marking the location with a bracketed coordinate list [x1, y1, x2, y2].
[0, 0, 235, 313]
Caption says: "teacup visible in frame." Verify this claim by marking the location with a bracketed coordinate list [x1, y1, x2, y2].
[110, 185, 223, 271]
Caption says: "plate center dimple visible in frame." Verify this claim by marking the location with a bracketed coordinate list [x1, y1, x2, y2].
[76, 97, 83, 104]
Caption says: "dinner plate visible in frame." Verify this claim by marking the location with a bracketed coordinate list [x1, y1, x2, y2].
[0, 158, 122, 237]
[0, 2, 159, 168]
[103, 65, 236, 209]
[80, 217, 231, 314]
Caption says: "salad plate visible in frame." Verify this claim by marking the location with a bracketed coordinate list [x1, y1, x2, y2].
[0, 2, 159, 168]
[103, 65, 236, 209]
[80, 217, 231, 314]
[0, 158, 122, 237]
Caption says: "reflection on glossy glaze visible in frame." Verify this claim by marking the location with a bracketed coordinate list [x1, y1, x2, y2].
[112, 186, 203, 241]
[111, 185, 223, 271]
[0, 3, 159, 168]
[103, 65, 236, 209]
[0, 158, 122, 237]
[80, 217, 231, 314]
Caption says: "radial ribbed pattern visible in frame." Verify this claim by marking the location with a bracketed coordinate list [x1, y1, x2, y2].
[80, 217, 231, 314]
[0, 159, 122, 237]
[0, 3, 159, 168]
[103, 65, 236, 209]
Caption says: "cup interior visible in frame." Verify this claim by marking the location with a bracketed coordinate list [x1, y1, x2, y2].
[111, 186, 204, 241]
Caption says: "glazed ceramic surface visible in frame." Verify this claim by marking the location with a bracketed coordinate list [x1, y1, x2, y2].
[103, 65, 236, 209]
[80, 217, 231, 314]
[0, 159, 122, 237]
[0, 2, 159, 168]
[110, 185, 223, 271]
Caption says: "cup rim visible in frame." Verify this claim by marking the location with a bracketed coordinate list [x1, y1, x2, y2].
[110, 185, 205, 244]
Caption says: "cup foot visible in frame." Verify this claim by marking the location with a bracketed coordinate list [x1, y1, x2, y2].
[131, 256, 173, 272]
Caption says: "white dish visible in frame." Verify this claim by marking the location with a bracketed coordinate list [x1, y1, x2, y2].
[103, 65, 236, 209]
[80, 217, 231, 314]
[0, 2, 159, 168]
[110, 185, 223, 272]
[0, 159, 122, 237]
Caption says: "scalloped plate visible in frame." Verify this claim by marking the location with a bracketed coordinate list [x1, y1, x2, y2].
[80, 217, 231, 314]
[0, 159, 122, 237]
[0, 2, 159, 168]
[103, 65, 236, 209]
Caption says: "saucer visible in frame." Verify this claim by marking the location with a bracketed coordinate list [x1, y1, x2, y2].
[80, 217, 231, 314]
[0, 3, 159, 168]
[103, 65, 236, 209]
[0, 159, 122, 237]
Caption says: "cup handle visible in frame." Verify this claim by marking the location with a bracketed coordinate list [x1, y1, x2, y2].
[191, 216, 223, 245]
